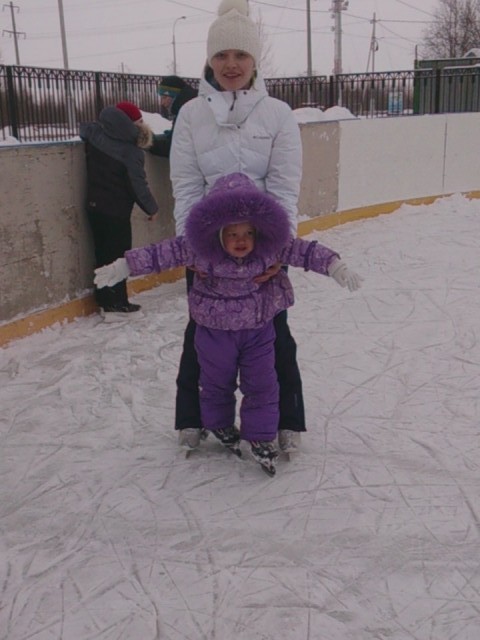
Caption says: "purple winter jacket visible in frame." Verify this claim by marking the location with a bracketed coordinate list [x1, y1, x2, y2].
[124, 235, 338, 331]
[125, 173, 340, 330]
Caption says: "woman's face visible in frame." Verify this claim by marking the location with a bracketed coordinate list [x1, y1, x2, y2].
[210, 50, 256, 91]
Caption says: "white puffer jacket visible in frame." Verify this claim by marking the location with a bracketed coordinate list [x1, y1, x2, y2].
[170, 72, 302, 235]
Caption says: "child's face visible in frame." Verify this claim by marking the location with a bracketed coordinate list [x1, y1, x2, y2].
[222, 222, 256, 258]
[159, 94, 173, 116]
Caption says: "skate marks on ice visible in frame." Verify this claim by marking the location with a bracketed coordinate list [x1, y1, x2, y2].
[2, 195, 480, 637]
[289, 195, 480, 638]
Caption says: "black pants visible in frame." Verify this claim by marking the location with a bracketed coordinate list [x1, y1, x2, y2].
[87, 210, 132, 310]
[175, 268, 306, 432]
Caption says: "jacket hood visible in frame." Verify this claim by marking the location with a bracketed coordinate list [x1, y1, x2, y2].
[98, 106, 139, 143]
[80, 107, 152, 148]
[171, 84, 198, 118]
[185, 173, 291, 262]
[197, 70, 268, 127]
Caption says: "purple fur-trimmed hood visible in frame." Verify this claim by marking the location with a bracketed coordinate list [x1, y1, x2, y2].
[185, 173, 292, 262]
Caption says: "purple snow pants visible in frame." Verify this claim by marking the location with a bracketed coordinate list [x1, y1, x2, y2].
[194, 322, 279, 442]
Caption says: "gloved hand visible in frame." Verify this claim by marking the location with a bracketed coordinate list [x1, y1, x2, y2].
[328, 258, 363, 291]
[94, 258, 130, 288]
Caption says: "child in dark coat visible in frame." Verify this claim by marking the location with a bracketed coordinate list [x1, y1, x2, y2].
[80, 102, 158, 317]
[94, 173, 362, 474]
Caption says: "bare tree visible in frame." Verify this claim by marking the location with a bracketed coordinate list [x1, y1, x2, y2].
[252, 9, 277, 78]
[421, 0, 480, 58]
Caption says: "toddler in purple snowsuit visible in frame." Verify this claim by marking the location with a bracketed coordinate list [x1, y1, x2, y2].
[94, 173, 362, 473]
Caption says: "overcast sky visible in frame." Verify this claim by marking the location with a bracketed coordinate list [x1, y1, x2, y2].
[1, 0, 439, 78]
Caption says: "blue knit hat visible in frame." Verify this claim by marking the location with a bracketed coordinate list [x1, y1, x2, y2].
[157, 75, 185, 98]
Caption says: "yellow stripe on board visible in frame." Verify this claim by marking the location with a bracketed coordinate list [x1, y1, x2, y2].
[298, 194, 446, 235]
[0, 267, 185, 348]
[0, 297, 99, 348]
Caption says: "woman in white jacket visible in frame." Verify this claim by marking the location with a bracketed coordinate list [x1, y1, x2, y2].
[170, 0, 305, 455]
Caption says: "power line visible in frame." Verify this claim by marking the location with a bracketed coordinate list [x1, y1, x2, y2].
[380, 19, 432, 25]
[379, 22, 420, 45]
[393, 0, 436, 18]
[162, 0, 215, 14]
[252, 0, 329, 12]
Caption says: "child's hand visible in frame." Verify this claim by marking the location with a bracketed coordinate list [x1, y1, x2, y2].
[253, 262, 282, 284]
[188, 265, 207, 279]
[328, 258, 363, 292]
[94, 258, 130, 288]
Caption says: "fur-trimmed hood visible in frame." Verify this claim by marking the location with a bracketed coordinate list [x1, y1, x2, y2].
[185, 173, 292, 262]
[81, 107, 153, 149]
[135, 121, 154, 149]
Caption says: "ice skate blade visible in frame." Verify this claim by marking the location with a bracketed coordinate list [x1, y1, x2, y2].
[261, 463, 276, 477]
[226, 445, 242, 458]
[101, 310, 144, 323]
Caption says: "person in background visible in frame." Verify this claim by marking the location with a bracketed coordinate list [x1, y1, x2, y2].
[80, 101, 158, 318]
[93, 173, 363, 475]
[170, 0, 308, 453]
[149, 76, 197, 158]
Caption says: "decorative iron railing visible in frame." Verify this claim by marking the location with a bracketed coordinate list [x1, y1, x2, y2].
[1, 64, 480, 143]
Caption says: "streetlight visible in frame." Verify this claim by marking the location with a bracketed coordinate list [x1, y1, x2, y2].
[172, 16, 186, 75]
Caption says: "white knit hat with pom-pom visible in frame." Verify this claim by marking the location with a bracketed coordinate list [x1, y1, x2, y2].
[207, 0, 260, 65]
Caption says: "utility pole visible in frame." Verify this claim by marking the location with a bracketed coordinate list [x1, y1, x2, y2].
[2, 1, 26, 66]
[306, 0, 312, 77]
[365, 12, 379, 116]
[57, 0, 75, 132]
[366, 12, 378, 73]
[331, 0, 348, 106]
[331, 0, 348, 76]
[306, 0, 313, 105]
[57, 0, 69, 69]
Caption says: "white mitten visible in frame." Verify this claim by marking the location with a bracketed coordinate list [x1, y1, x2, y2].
[328, 258, 363, 292]
[94, 258, 130, 288]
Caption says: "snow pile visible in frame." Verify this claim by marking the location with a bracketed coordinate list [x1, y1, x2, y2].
[0, 133, 20, 146]
[294, 105, 357, 123]
[141, 110, 172, 134]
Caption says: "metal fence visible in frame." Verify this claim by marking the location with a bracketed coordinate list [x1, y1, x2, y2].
[1, 63, 480, 143]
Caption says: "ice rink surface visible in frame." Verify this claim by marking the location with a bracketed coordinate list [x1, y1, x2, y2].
[2, 194, 480, 639]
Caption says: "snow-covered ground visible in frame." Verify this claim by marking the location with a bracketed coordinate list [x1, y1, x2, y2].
[2, 193, 480, 639]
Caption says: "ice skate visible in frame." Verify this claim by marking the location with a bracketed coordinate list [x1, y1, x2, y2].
[178, 428, 202, 457]
[250, 440, 278, 476]
[211, 426, 242, 457]
[101, 303, 143, 323]
[278, 429, 301, 460]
